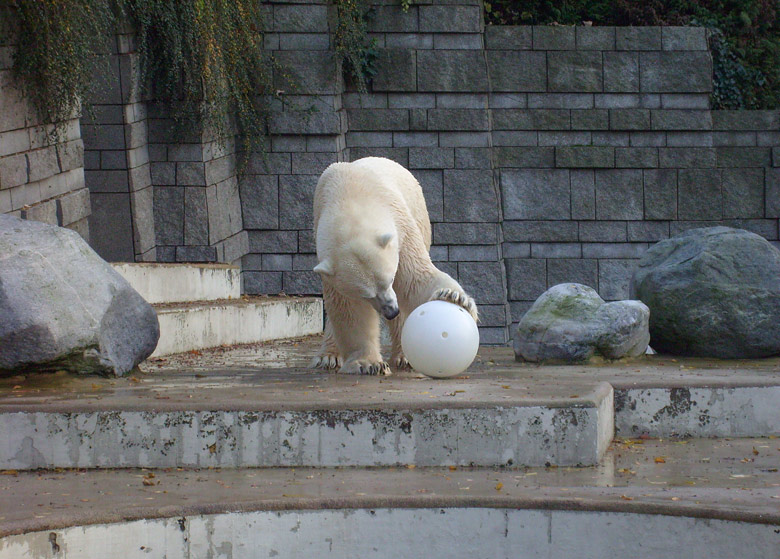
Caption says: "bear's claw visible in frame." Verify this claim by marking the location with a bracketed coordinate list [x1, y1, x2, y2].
[340, 359, 392, 376]
[392, 354, 411, 371]
[309, 353, 342, 370]
[430, 288, 479, 322]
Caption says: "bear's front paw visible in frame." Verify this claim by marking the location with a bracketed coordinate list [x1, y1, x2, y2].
[340, 358, 391, 376]
[430, 288, 479, 322]
[309, 352, 342, 370]
[391, 352, 411, 371]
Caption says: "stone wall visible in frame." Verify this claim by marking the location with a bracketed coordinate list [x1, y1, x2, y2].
[244, 0, 780, 344]
[0, 45, 89, 238]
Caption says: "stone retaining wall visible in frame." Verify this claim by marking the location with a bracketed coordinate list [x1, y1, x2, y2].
[0, 45, 89, 239]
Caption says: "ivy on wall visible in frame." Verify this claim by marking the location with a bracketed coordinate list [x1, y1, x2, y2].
[334, 0, 379, 92]
[484, 0, 780, 109]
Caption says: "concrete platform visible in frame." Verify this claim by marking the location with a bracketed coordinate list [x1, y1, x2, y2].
[0, 438, 778, 558]
[112, 263, 240, 304]
[151, 296, 323, 357]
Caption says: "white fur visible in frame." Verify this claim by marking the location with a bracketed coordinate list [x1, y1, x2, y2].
[311, 157, 478, 375]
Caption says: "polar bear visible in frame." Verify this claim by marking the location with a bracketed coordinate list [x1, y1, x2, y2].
[311, 157, 478, 375]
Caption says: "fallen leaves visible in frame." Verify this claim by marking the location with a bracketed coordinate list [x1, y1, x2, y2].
[654, 456, 667, 464]
[495, 482, 503, 491]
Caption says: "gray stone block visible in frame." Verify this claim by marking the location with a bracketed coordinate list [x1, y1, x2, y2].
[643, 169, 677, 220]
[757, 131, 780, 146]
[609, 109, 650, 130]
[243, 253, 264, 272]
[268, 111, 342, 135]
[458, 261, 506, 304]
[448, 244, 498, 261]
[279, 174, 316, 229]
[712, 110, 780, 130]
[581, 243, 649, 259]
[478, 326, 509, 345]
[279, 33, 330, 50]
[419, 5, 482, 32]
[85, 170, 129, 193]
[666, 131, 714, 147]
[722, 168, 764, 219]
[168, 144, 203, 162]
[292, 152, 337, 175]
[595, 94, 646, 109]
[494, 146, 554, 167]
[246, 152, 291, 175]
[348, 109, 409, 131]
[342, 92, 388, 109]
[489, 93, 528, 109]
[248, 230, 298, 253]
[659, 147, 717, 168]
[206, 178, 242, 244]
[27, 147, 59, 183]
[603, 51, 639, 93]
[595, 169, 643, 220]
[598, 259, 639, 301]
[347, 132, 393, 148]
[182, 187, 208, 245]
[56, 188, 91, 226]
[385, 33, 433, 49]
[372, 49, 417, 92]
[723, 219, 779, 240]
[435, 93, 488, 109]
[501, 169, 570, 220]
[592, 132, 630, 146]
[443, 169, 498, 222]
[630, 131, 667, 147]
[716, 147, 771, 168]
[417, 51, 488, 92]
[640, 52, 712, 93]
[678, 168, 722, 220]
[83, 150, 100, 170]
[651, 110, 712, 130]
[616, 27, 661, 50]
[576, 26, 615, 50]
[410, 108, 428, 131]
[153, 187, 184, 245]
[0, 153, 28, 188]
[503, 220, 578, 242]
[492, 109, 570, 130]
[475, 304, 508, 328]
[767, 169, 780, 218]
[487, 51, 546, 92]
[503, 242, 531, 258]
[627, 221, 670, 242]
[712, 131, 755, 146]
[293, 253, 319, 271]
[531, 243, 581, 259]
[660, 94, 711, 109]
[243, 271, 283, 294]
[532, 26, 575, 50]
[662, 26, 708, 51]
[349, 147, 409, 167]
[273, 51, 339, 95]
[429, 245, 447, 261]
[491, 131, 538, 146]
[368, 6, 418, 33]
[387, 93, 436, 109]
[149, 162, 175, 186]
[433, 222, 498, 245]
[205, 156, 236, 186]
[571, 169, 596, 220]
[438, 132, 491, 147]
[176, 162, 206, 186]
[547, 258, 598, 289]
[505, 258, 547, 301]
[409, 147, 454, 169]
[283, 270, 322, 295]
[774, 147, 780, 167]
[571, 109, 609, 130]
[427, 109, 489, 131]
[556, 146, 614, 168]
[615, 147, 658, 168]
[298, 229, 316, 253]
[529, 94, 593, 109]
[455, 147, 491, 169]
[579, 221, 627, 242]
[393, 132, 438, 147]
[548, 51, 603, 92]
[485, 26, 532, 49]
[307, 135, 344, 153]
[56, 140, 85, 173]
[22, 199, 58, 225]
[538, 131, 592, 146]
[88, 192, 134, 261]
[410, 169, 443, 221]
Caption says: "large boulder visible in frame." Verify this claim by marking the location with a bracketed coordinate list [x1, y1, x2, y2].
[0, 215, 160, 376]
[514, 283, 650, 363]
[630, 226, 780, 359]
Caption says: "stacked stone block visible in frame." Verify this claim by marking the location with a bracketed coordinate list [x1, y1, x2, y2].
[83, 25, 156, 262]
[0, 45, 89, 239]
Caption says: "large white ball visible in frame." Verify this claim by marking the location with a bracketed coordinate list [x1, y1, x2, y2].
[401, 300, 479, 378]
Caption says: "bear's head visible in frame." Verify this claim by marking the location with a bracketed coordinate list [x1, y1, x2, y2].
[314, 231, 400, 320]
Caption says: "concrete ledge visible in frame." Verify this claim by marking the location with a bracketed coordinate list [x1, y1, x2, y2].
[112, 262, 241, 304]
[151, 297, 323, 357]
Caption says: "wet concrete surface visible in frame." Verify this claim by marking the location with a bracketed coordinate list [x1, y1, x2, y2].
[1, 335, 778, 413]
[0, 437, 778, 538]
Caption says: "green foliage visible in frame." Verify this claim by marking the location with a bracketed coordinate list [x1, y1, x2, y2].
[334, 0, 379, 92]
[2, 0, 116, 135]
[125, 0, 273, 157]
[485, 0, 780, 109]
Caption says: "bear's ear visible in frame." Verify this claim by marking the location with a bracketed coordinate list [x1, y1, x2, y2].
[377, 232, 394, 248]
[313, 260, 333, 276]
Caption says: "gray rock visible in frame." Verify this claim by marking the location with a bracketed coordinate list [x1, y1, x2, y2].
[0, 215, 159, 376]
[514, 283, 649, 363]
[630, 226, 780, 359]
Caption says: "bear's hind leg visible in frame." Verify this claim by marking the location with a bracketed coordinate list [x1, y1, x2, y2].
[388, 312, 411, 371]
[310, 318, 342, 370]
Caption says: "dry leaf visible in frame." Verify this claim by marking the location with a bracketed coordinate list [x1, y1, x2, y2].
[495, 482, 503, 491]
[654, 456, 666, 464]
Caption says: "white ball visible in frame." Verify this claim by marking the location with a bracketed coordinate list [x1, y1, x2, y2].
[401, 300, 479, 378]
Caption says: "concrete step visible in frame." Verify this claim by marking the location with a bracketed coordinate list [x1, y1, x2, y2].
[112, 263, 240, 304]
[151, 296, 323, 357]
[1, 438, 778, 559]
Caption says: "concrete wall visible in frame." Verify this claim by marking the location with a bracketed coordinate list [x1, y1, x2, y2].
[244, 0, 780, 344]
[0, 46, 89, 239]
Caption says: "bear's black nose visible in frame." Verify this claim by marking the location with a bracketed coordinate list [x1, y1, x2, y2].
[382, 305, 400, 320]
